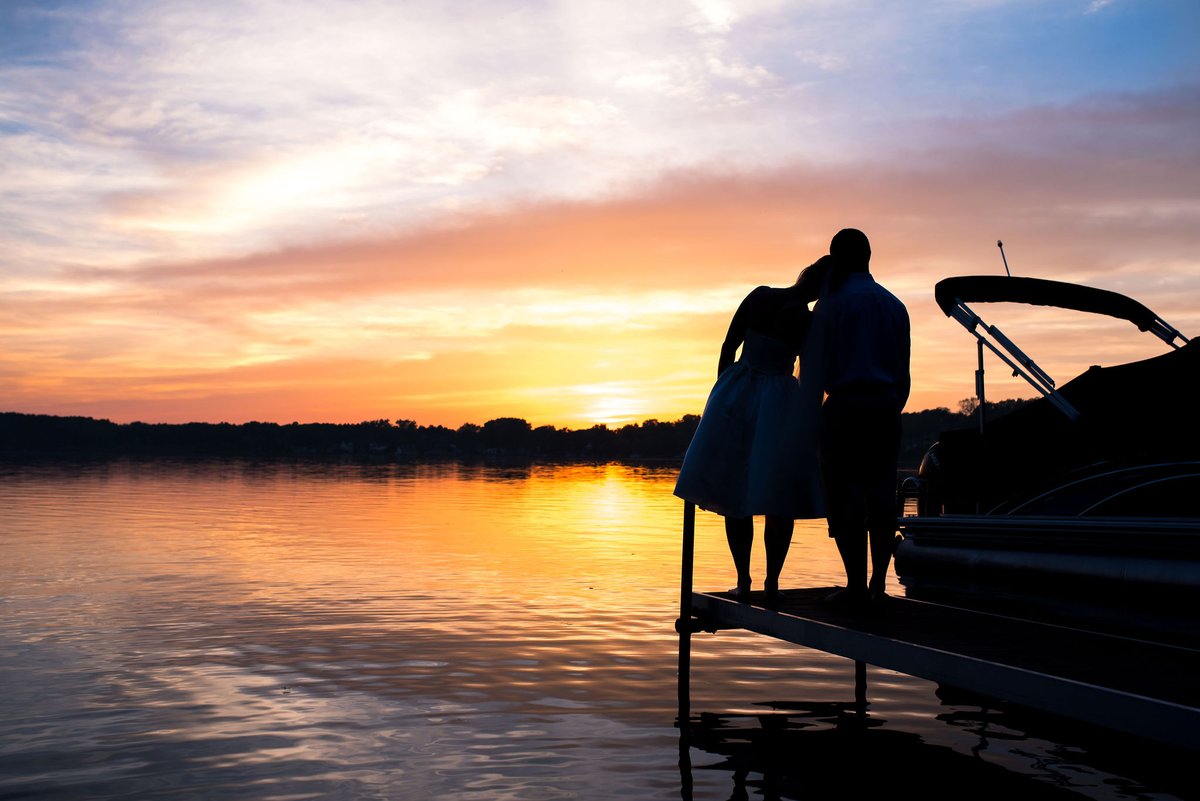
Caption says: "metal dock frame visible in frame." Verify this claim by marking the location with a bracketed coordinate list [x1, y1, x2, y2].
[676, 502, 1200, 751]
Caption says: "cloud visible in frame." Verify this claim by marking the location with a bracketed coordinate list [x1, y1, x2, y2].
[1, 0, 825, 270]
[2, 1, 1198, 425]
[6, 85, 1199, 426]
[8, 0, 1194, 278]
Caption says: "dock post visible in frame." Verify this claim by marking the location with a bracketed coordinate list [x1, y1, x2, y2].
[677, 501, 697, 721]
[677, 501, 697, 792]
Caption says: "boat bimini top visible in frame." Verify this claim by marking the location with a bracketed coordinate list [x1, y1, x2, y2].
[934, 275, 1191, 423]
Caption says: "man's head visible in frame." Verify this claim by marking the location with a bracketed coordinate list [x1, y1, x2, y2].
[830, 228, 871, 274]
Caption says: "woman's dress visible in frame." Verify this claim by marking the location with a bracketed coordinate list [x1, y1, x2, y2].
[673, 328, 824, 519]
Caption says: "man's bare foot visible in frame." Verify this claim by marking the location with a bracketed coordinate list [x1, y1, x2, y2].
[822, 587, 868, 612]
[764, 579, 788, 608]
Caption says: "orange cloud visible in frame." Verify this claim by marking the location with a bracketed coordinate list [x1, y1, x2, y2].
[5, 101, 1199, 427]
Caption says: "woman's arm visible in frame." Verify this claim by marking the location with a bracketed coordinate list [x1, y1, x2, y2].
[717, 288, 760, 376]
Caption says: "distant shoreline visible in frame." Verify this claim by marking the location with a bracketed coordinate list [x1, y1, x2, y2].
[2, 403, 1029, 472]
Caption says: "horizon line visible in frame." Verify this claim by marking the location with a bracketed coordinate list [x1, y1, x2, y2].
[2, 400, 1024, 430]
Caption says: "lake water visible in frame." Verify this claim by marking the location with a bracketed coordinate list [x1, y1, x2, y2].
[0, 460, 1192, 800]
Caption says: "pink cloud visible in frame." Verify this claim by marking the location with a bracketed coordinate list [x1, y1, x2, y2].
[8, 86, 1200, 425]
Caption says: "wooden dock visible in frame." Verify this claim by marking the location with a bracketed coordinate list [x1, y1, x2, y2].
[675, 503, 1200, 751]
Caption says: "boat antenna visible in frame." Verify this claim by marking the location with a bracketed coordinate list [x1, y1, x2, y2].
[997, 240, 1012, 276]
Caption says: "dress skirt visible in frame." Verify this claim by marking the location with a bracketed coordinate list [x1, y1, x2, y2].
[674, 352, 824, 520]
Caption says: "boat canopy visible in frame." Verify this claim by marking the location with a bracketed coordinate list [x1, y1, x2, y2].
[933, 275, 1191, 424]
[935, 276, 1161, 331]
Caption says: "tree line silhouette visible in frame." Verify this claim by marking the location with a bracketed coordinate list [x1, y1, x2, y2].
[1, 400, 1029, 471]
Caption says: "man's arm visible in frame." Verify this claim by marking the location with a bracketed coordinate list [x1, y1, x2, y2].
[896, 307, 912, 411]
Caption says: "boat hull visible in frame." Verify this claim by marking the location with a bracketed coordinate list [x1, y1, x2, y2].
[894, 514, 1200, 646]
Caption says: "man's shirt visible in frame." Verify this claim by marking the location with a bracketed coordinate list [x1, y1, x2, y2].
[818, 271, 911, 410]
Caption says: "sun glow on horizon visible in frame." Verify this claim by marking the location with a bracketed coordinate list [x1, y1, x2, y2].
[568, 383, 656, 428]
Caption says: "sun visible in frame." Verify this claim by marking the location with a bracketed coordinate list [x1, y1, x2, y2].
[582, 395, 651, 428]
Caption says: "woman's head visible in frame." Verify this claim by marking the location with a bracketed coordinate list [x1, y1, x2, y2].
[794, 254, 835, 292]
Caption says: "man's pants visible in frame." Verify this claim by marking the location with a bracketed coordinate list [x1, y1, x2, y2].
[819, 397, 902, 549]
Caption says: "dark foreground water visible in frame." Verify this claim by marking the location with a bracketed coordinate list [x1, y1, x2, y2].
[0, 460, 1193, 800]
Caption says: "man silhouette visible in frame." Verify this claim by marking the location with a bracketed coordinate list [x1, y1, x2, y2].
[817, 228, 911, 609]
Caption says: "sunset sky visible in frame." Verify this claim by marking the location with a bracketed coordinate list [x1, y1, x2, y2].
[3, 0, 1198, 428]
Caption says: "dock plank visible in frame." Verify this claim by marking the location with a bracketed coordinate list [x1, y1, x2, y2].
[687, 586, 1200, 749]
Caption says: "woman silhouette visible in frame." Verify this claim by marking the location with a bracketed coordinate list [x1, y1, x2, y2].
[674, 256, 830, 604]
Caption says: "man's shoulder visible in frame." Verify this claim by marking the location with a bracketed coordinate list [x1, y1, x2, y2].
[865, 276, 906, 305]
[843, 275, 909, 326]
[879, 285, 911, 331]
[878, 282, 907, 308]
[842, 273, 902, 300]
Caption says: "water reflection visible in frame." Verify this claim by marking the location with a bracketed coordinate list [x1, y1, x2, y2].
[679, 706, 1079, 801]
[0, 460, 1190, 800]
[679, 681, 1196, 801]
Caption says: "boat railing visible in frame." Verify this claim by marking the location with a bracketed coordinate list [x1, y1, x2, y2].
[897, 474, 926, 518]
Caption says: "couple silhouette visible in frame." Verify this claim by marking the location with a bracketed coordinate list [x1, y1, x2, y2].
[674, 228, 911, 611]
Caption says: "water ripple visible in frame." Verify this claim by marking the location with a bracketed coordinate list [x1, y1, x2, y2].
[0, 460, 1190, 800]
